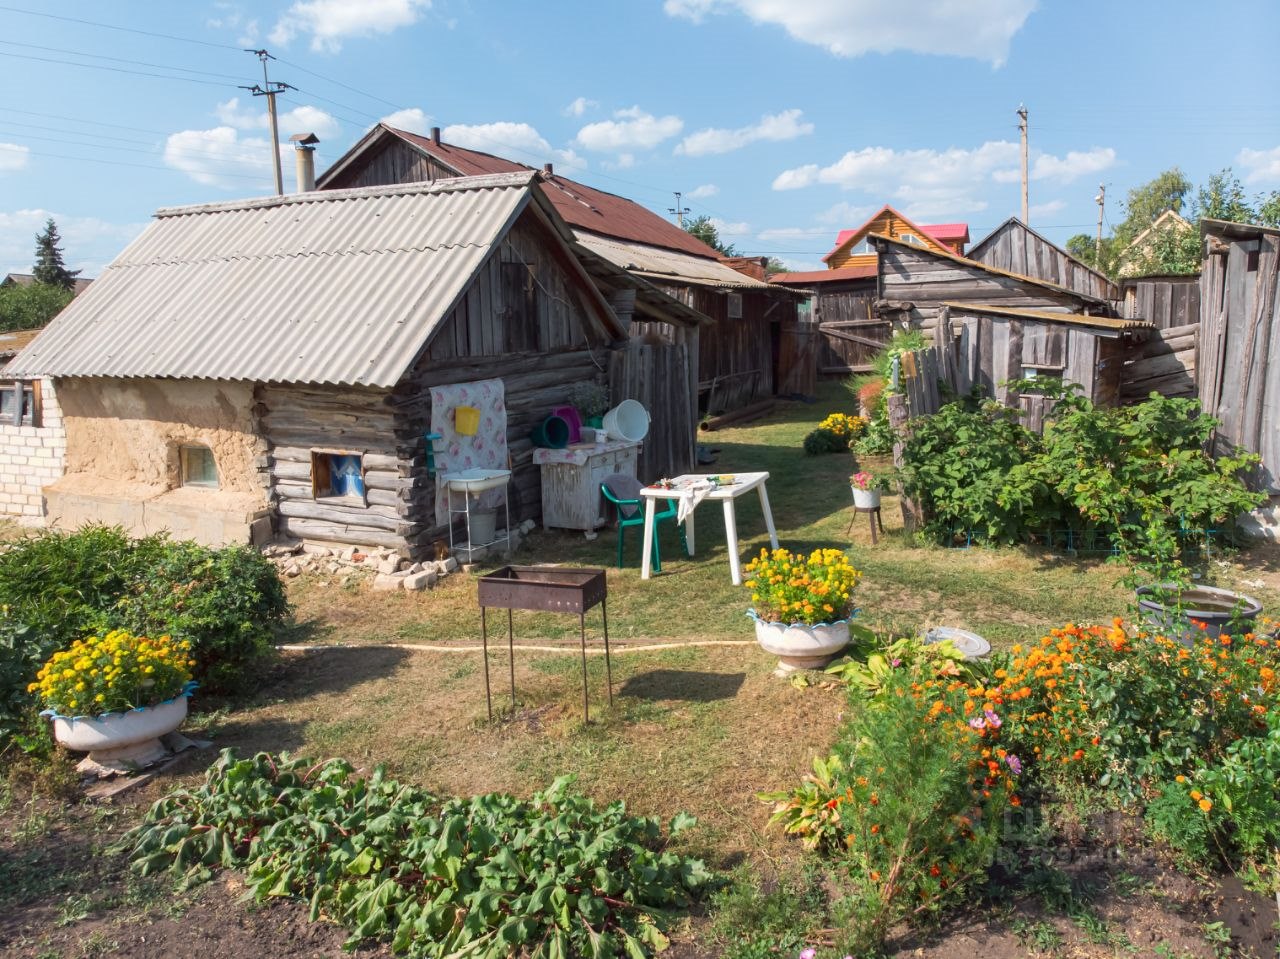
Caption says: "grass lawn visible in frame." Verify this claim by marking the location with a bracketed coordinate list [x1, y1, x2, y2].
[6, 381, 1280, 957]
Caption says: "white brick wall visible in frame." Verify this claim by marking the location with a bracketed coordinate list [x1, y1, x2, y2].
[0, 378, 65, 525]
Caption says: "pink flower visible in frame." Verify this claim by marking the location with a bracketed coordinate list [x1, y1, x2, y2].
[968, 716, 986, 730]
[799, 950, 817, 959]
[1005, 754, 1022, 776]
[984, 709, 1003, 729]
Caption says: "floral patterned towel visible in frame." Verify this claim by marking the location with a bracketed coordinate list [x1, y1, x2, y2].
[431, 378, 508, 527]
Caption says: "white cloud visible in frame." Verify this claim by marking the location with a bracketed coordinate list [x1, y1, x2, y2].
[0, 209, 148, 276]
[163, 126, 281, 189]
[576, 107, 683, 154]
[605, 153, 636, 170]
[686, 183, 719, 200]
[1029, 199, 1066, 218]
[271, 0, 429, 53]
[214, 97, 341, 141]
[1030, 148, 1115, 183]
[564, 97, 598, 118]
[0, 143, 29, 173]
[816, 200, 873, 225]
[1238, 145, 1280, 185]
[711, 217, 752, 237]
[677, 108, 814, 156]
[381, 107, 431, 135]
[773, 140, 1115, 221]
[664, 0, 1035, 65]
[755, 226, 814, 245]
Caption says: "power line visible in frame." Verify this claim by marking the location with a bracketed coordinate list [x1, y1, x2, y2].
[18, 147, 273, 183]
[0, 39, 244, 81]
[0, 4, 242, 50]
[0, 50, 234, 87]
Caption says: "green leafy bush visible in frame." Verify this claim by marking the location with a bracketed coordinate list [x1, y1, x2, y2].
[899, 388, 1264, 577]
[762, 664, 1016, 952]
[123, 751, 710, 958]
[0, 527, 288, 746]
[802, 427, 846, 456]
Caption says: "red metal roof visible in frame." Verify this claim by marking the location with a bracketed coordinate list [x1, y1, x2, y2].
[770, 265, 877, 285]
[391, 127, 722, 260]
[920, 223, 970, 244]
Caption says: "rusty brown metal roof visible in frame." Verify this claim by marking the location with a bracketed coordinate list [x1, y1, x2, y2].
[328, 125, 725, 261]
[771, 265, 877, 285]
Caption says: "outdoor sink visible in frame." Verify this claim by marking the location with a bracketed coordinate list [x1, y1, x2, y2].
[441, 468, 511, 494]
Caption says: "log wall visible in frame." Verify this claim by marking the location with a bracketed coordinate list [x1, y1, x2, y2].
[1120, 322, 1198, 403]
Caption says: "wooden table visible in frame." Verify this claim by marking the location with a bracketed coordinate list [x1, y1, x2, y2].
[638, 472, 779, 585]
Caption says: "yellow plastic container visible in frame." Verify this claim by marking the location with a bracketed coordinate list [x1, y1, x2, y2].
[454, 406, 480, 436]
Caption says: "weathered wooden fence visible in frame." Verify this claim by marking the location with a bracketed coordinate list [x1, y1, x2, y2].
[1122, 275, 1200, 330]
[776, 317, 819, 396]
[608, 340, 694, 483]
[1121, 321, 1198, 403]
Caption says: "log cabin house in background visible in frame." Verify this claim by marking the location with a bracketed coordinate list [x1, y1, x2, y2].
[6, 172, 703, 556]
[771, 205, 969, 376]
[316, 123, 810, 414]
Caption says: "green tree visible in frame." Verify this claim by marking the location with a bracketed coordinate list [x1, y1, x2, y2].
[683, 214, 739, 256]
[32, 218, 80, 290]
[0, 282, 73, 331]
[1113, 167, 1192, 246]
[1190, 168, 1259, 223]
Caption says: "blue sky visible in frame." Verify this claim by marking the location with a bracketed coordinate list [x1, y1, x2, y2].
[1, 0, 1278, 276]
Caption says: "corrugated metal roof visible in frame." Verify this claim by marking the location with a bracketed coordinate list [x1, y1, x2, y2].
[771, 265, 877, 285]
[943, 302, 1152, 331]
[6, 173, 543, 387]
[321, 125, 725, 261]
[573, 231, 774, 290]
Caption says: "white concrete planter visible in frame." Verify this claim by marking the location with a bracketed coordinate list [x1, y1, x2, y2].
[851, 488, 881, 509]
[751, 613, 851, 675]
[47, 688, 192, 771]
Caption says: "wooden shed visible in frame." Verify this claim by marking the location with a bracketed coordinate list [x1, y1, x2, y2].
[871, 233, 1112, 332]
[770, 266, 881, 376]
[6, 173, 703, 556]
[318, 124, 809, 416]
[1198, 218, 1280, 490]
[941, 303, 1152, 430]
[967, 218, 1118, 303]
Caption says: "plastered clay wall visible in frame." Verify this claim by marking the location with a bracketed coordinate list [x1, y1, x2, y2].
[46, 378, 270, 546]
[0, 377, 66, 525]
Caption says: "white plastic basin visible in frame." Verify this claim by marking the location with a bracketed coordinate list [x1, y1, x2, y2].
[441, 468, 512, 493]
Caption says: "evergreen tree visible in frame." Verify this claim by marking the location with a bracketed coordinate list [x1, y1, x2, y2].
[32, 218, 80, 289]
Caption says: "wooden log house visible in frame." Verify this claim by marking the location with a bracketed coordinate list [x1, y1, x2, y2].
[7, 173, 704, 556]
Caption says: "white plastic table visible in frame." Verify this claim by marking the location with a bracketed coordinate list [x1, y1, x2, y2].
[638, 471, 779, 585]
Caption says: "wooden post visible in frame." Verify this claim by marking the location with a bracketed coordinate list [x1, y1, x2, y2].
[887, 393, 921, 533]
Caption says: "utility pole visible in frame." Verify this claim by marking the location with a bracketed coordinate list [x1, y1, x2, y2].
[668, 192, 690, 227]
[242, 49, 293, 196]
[1017, 104, 1029, 224]
[1094, 183, 1107, 261]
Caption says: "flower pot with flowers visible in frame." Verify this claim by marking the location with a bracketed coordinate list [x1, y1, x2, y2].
[745, 547, 862, 675]
[850, 470, 886, 509]
[30, 630, 197, 772]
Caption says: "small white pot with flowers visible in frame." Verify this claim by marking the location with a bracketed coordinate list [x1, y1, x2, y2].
[745, 547, 862, 676]
[30, 629, 197, 773]
[850, 471, 885, 509]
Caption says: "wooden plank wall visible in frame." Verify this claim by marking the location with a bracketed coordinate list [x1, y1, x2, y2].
[657, 283, 781, 414]
[813, 283, 886, 374]
[1120, 322, 1198, 403]
[261, 384, 414, 551]
[968, 220, 1118, 302]
[1122, 276, 1200, 330]
[1199, 233, 1280, 488]
[323, 138, 461, 190]
[878, 245, 1094, 329]
[608, 341, 694, 482]
[776, 319, 819, 396]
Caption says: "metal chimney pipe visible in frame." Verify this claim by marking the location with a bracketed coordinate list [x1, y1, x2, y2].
[543, 163, 553, 176]
[430, 126, 441, 145]
[289, 132, 320, 192]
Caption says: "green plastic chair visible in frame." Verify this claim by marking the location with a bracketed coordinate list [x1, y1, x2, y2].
[601, 473, 690, 573]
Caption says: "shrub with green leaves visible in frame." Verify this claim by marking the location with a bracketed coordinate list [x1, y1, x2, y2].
[0, 527, 288, 747]
[123, 751, 710, 958]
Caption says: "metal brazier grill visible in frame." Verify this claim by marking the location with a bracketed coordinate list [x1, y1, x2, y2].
[476, 566, 611, 721]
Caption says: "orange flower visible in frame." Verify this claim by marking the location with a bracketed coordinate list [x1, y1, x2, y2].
[1199, 798, 1213, 813]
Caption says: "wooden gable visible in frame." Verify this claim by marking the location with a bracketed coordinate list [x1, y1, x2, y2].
[968, 218, 1118, 302]
[825, 205, 954, 270]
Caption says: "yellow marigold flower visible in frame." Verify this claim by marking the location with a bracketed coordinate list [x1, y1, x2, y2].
[1198, 798, 1213, 812]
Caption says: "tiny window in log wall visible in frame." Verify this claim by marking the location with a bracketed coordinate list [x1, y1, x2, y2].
[311, 450, 367, 505]
[1247, 249, 1260, 272]
[0, 379, 39, 427]
[726, 292, 743, 319]
[181, 445, 219, 488]
[502, 261, 538, 352]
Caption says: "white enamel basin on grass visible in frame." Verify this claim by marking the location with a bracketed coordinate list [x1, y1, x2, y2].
[441, 468, 512, 493]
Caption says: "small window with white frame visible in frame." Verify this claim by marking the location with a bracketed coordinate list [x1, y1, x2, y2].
[181, 445, 219, 488]
[0, 379, 39, 427]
